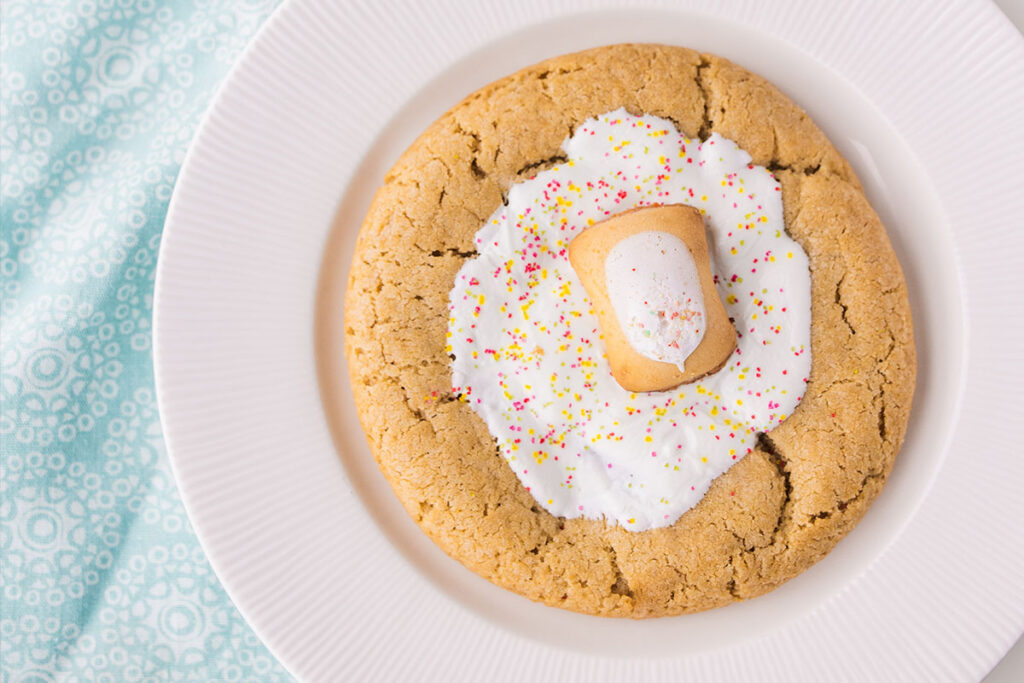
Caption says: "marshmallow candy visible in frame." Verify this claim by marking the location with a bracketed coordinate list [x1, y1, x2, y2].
[568, 204, 736, 392]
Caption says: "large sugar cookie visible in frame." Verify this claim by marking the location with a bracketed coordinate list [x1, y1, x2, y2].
[344, 44, 915, 617]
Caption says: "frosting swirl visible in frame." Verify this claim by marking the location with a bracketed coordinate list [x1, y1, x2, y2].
[605, 230, 707, 370]
[447, 109, 811, 530]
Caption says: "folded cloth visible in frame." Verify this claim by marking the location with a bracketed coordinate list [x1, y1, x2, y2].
[1, 1, 292, 679]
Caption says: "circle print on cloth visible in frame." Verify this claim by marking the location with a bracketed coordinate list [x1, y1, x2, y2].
[0, 0, 290, 679]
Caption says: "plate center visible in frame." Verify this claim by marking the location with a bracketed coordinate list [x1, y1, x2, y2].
[316, 8, 963, 657]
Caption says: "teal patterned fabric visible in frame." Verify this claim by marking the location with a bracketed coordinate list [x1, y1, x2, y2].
[1, 1, 292, 679]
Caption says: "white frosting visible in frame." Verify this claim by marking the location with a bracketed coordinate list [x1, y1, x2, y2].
[604, 230, 706, 370]
[447, 109, 811, 530]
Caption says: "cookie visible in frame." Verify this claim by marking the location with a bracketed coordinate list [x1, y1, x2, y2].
[568, 204, 737, 392]
[344, 44, 915, 617]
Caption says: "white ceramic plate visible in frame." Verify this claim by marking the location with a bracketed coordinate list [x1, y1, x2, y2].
[153, 0, 1024, 680]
